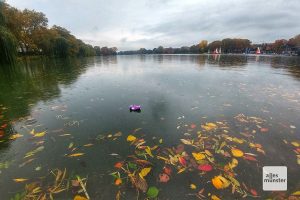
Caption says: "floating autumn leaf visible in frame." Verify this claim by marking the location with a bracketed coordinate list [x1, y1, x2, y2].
[145, 146, 154, 157]
[201, 123, 217, 131]
[231, 148, 244, 157]
[205, 150, 213, 157]
[9, 133, 23, 140]
[158, 173, 169, 183]
[180, 139, 193, 145]
[178, 157, 187, 166]
[159, 138, 163, 144]
[198, 164, 213, 172]
[190, 184, 197, 189]
[34, 131, 46, 137]
[139, 167, 152, 179]
[292, 191, 300, 196]
[260, 128, 269, 132]
[115, 178, 122, 186]
[74, 195, 88, 200]
[190, 124, 196, 129]
[212, 175, 230, 189]
[68, 153, 85, 157]
[224, 158, 238, 171]
[163, 166, 172, 176]
[291, 141, 300, 147]
[211, 194, 221, 200]
[127, 135, 136, 142]
[147, 186, 159, 198]
[243, 155, 257, 162]
[192, 152, 206, 161]
[114, 162, 123, 169]
[250, 188, 258, 196]
[83, 143, 93, 147]
[13, 178, 28, 182]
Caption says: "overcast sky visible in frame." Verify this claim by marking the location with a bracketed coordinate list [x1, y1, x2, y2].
[6, 0, 300, 50]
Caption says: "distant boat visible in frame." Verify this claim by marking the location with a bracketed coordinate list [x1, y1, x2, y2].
[256, 47, 261, 54]
[213, 48, 220, 54]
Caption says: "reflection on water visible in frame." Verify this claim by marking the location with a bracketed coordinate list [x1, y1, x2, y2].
[0, 55, 300, 199]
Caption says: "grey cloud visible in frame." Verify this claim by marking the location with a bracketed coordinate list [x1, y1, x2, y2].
[7, 0, 300, 50]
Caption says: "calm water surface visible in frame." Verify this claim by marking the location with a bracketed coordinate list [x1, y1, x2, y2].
[0, 55, 300, 199]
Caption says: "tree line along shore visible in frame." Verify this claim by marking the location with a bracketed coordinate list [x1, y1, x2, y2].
[0, 2, 117, 65]
[119, 36, 300, 56]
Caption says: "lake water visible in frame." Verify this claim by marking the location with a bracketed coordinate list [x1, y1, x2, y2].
[0, 55, 300, 199]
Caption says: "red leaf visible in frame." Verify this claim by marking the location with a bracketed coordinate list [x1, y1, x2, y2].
[198, 164, 213, 172]
[260, 128, 269, 132]
[163, 166, 172, 176]
[190, 124, 196, 129]
[114, 162, 123, 169]
[158, 173, 170, 183]
[178, 157, 187, 166]
[243, 155, 257, 162]
[250, 188, 258, 196]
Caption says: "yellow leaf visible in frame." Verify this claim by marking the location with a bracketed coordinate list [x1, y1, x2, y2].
[212, 175, 230, 189]
[177, 168, 186, 174]
[139, 167, 152, 179]
[9, 134, 23, 140]
[190, 184, 197, 189]
[74, 195, 88, 200]
[127, 135, 136, 142]
[232, 137, 244, 144]
[211, 194, 221, 200]
[13, 178, 28, 182]
[159, 138, 163, 144]
[68, 153, 84, 157]
[201, 123, 217, 131]
[83, 143, 93, 147]
[225, 158, 239, 171]
[180, 139, 193, 145]
[292, 191, 300, 196]
[34, 131, 46, 137]
[157, 156, 169, 162]
[145, 146, 154, 157]
[231, 148, 244, 157]
[291, 141, 300, 147]
[192, 152, 206, 160]
[30, 129, 35, 135]
[205, 150, 213, 157]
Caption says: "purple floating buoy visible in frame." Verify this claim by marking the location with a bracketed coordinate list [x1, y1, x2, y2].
[129, 105, 141, 112]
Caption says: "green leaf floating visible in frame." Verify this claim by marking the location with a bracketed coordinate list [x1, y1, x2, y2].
[128, 162, 137, 170]
[147, 186, 159, 198]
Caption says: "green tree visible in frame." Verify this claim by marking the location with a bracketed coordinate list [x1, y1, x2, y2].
[0, 2, 17, 64]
